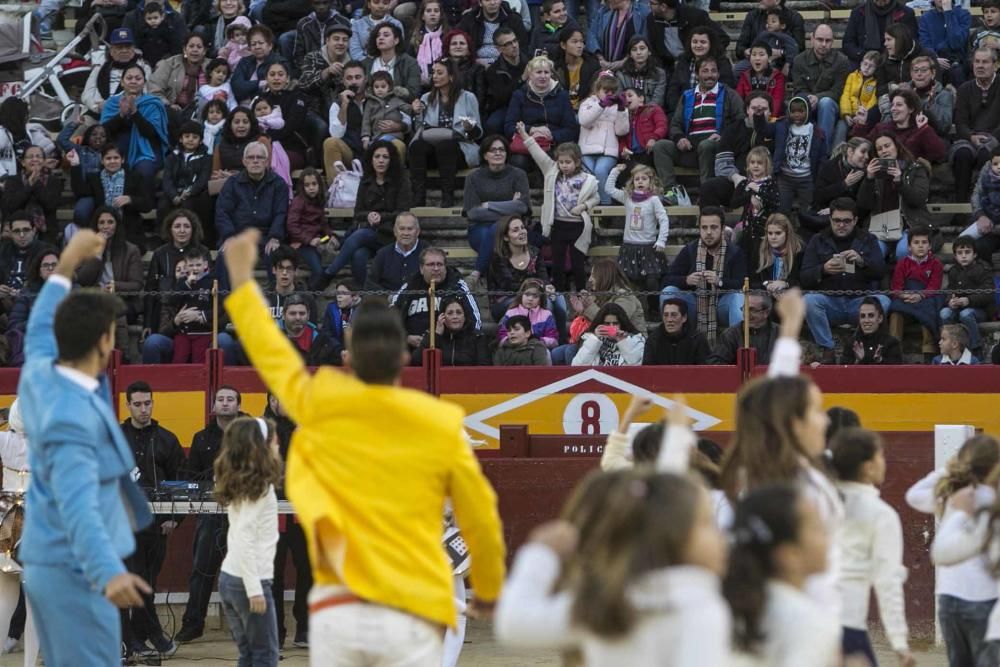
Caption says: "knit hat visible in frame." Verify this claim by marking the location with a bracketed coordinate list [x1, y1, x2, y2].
[226, 15, 252, 36]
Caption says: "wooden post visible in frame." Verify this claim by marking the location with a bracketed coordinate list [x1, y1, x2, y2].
[742, 277, 750, 349]
[211, 279, 219, 350]
[428, 279, 437, 350]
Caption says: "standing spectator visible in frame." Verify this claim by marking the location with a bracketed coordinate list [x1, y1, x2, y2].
[791, 24, 851, 156]
[773, 96, 826, 216]
[160, 120, 213, 242]
[207, 0, 250, 54]
[364, 23, 423, 102]
[0, 146, 61, 244]
[370, 212, 427, 291]
[176, 386, 244, 643]
[707, 291, 779, 364]
[443, 29, 488, 103]
[159, 248, 222, 364]
[888, 226, 944, 342]
[81, 28, 152, 117]
[641, 297, 711, 365]
[293, 0, 351, 70]
[586, 0, 650, 70]
[842, 297, 902, 365]
[504, 55, 579, 174]
[484, 28, 528, 133]
[951, 48, 1000, 202]
[579, 74, 630, 205]
[842, 0, 918, 65]
[459, 0, 529, 67]
[231, 26, 287, 103]
[800, 198, 890, 362]
[918, 0, 970, 87]
[933, 324, 981, 364]
[615, 36, 668, 108]
[664, 27, 735, 114]
[486, 214, 549, 320]
[661, 207, 747, 337]
[654, 56, 744, 190]
[300, 24, 353, 112]
[410, 59, 483, 207]
[751, 213, 803, 295]
[552, 27, 600, 111]
[493, 314, 552, 365]
[571, 303, 646, 365]
[855, 88, 946, 164]
[647, 0, 729, 74]
[414, 295, 492, 366]
[349, 0, 405, 61]
[940, 235, 995, 356]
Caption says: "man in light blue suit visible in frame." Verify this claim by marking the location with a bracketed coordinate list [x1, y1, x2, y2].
[17, 231, 155, 667]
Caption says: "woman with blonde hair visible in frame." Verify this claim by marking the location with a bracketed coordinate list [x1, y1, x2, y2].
[752, 213, 804, 296]
[504, 55, 579, 174]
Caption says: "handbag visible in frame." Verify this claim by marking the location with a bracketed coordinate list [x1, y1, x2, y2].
[870, 208, 903, 242]
[511, 133, 552, 155]
[326, 159, 364, 209]
[420, 127, 460, 145]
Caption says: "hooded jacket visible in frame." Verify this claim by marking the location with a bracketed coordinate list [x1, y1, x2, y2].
[389, 266, 482, 335]
[773, 96, 826, 177]
[494, 338, 551, 365]
[504, 80, 580, 144]
[120, 419, 185, 491]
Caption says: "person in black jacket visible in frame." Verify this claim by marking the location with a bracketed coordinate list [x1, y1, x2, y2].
[0, 146, 62, 245]
[664, 26, 736, 115]
[642, 298, 711, 365]
[484, 28, 527, 134]
[707, 292, 780, 364]
[120, 381, 185, 658]
[734, 0, 806, 71]
[176, 386, 243, 643]
[457, 0, 529, 67]
[804, 137, 873, 237]
[647, 0, 727, 73]
[840, 296, 903, 364]
[700, 92, 775, 208]
[413, 295, 492, 365]
[160, 120, 213, 244]
[552, 26, 601, 110]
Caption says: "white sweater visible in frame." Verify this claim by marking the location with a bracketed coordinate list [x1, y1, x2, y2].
[495, 543, 732, 666]
[220, 485, 279, 598]
[836, 481, 909, 652]
[931, 508, 1000, 640]
[905, 470, 998, 602]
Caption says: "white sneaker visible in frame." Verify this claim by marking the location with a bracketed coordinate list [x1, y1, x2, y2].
[1, 636, 20, 654]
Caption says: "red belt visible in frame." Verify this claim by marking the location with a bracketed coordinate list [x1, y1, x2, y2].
[309, 593, 363, 614]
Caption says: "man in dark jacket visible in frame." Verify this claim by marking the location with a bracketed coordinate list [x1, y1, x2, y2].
[176, 386, 243, 643]
[458, 0, 529, 66]
[791, 24, 851, 156]
[801, 197, 891, 359]
[842, 0, 918, 64]
[484, 27, 528, 135]
[389, 247, 482, 349]
[370, 212, 427, 292]
[291, 0, 350, 70]
[280, 293, 342, 365]
[527, 0, 579, 59]
[648, 0, 728, 72]
[951, 48, 1000, 201]
[120, 381, 185, 658]
[707, 292, 779, 364]
[0, 214, 40, 294]
[840, 296, 902, 364]
[642, 298, 711, 365]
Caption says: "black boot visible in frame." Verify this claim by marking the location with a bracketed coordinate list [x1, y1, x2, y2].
[412, 172, 427, 207]
[440, 177, 456, 208]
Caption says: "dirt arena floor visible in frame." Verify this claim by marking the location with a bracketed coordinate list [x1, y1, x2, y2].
[0, 611, 949, 666]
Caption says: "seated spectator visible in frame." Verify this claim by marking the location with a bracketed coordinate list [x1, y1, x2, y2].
[951, 48, 1000, 202]
[126, 1, 186, 69]
[142, 209, 212, 351]
[259, 61, 316, 170]
[292, 0, 351, 71]
[504, 55, 580, 175]
[898, 56, 954, 138]
[528, 0, 577, 59]
[415, 295, 492, 365]
[267, 246, 315, 321]
[6, 246, 59, 338]
[68, 144, 152, 248]
[321, 278, 359, 347]
[801, 197, 890, 362]
[0, 145, 61, 244]
[286, 167, 333, 290]
[917, 0, 970, 87]
[856, 131, 932, 258]
[586, 0, 649, 69]
[654, 55, 744, 188]
[649, 0, 730, 74]
[349, 0, 405, 61]
[55, 118, 107, 184]
[854, 88, 945, 164]
[485, 28, 529, 133]
[324, 139, 411, 286]
[498, 278, 559, 349]
[389, 246, 481, 350]
[571, 303, 646, 366]
[751, 212, 803, 295]
[664, 27, 736, 114]
[791, 25, 851, 156]
[147, 34, 209, 133]
[842, 0, 917, 65]
[300, 23, 352, 112]
[940, 235, 995, 356]
[661, 206, 747, 339]
[322, 61, 366, 180]
[552, 27, 600, 111]
[700, 91, 774, 209]
[364, 23, 422, 102]
[159, 248, 219, 363]
[754, 8, 798, 72]
[443, 29, 487, 103]
[494, 314, 551, 365]
[735, 41, 785, 118]
[161, 120, 213, 243]
[280, 293, 342, 365]
[81, 28, 152, 118]
[888, 226, 944, 343]
[217, 15, 251, 69]
[458, 0, 529, 67]
[834, 50, 880, 148]
[615, 36, 667, 108]
[211, 106, 273, 180]
[231, 25, 287, 103]
[933, 324, 980, 365]
[0, 213, 42, 297]
[579, 74, 630, 206]
[410, 58, 483, 207]
[641, 297, 711, 365]
[407, 0, 448, 84]
[968, 0, 1000, 61]
[370, 212, 427, 291]
[462, 136, 531, 284]
[707, 291, 778, 364]
[876, 25, 935, 97]
[619, 86, 669, 172]
[733, 146, 781, 275]
[808, 137, 872, 237]
[773, 96, 825, 216]
[734, 0, 804, 77]
[841, 296, 902, 365]
[487, 215, 549, 321]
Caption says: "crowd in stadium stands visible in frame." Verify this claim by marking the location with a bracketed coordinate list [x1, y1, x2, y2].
[0, 0, 999, 367]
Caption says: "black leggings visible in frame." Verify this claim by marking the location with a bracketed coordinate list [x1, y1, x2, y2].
[953, 145, 989, 202]
[549, 220, 588, 291]
[409, 137, 465, 182]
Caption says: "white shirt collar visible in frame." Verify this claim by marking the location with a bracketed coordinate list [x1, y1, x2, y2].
[394, 242, 419, 257]
[55, 364, 100, 393]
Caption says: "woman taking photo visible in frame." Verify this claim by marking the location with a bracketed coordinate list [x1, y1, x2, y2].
[503, 55, 579, 174]
[614, 35, 667, 108]
[443, 28, 487, 102]
[552, 26, 600, 110]
[665, 27, 735, 113]
[364, 23, 422, 102]
[323, 139, 412, 286]
[751, 213, 804, 297]
[410, 58, 483, 207]
[571, 302, 646, 366]
[147, 33, 210, 130]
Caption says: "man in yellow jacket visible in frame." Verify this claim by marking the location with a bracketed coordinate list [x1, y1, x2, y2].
[223, 229, 506, 665]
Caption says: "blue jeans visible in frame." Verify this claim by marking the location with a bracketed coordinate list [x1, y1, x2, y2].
[938, 594, 1000, 667]
[841, 628, 876, 665]
[182, 515, 227, 630]
[660, 286, 745, 328]
[296, 245, 325, 289]
[141, 332, 240, 365]
[551, 343, 578, 365]
[468, 222, 495, 275]
[219, 572, 279, 667]
[876, 231, 910, 259]
[804, 293, 891, 349]
[485, 109, 507, 136]
[277, 30, 296, 66]
[248, 0, 266, 20]
[940, 306, 986, 350]
[324, 226, 380, 285]
[816, 97, 839, 156]
[583, 155, 618, 205]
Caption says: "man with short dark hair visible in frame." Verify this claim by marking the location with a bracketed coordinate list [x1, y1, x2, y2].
[300, 23, 352, 111]
[281, 293, 342, 365]
[707, 291, 779, 364]
[120, 381, 184, 660]
[0, 213, 40, 297]
[791, 24, 851, 155]
[484, 28, 528, 135]
[527, 0, 578, 59]
[19, 231, 153, 666]
[648, 0, 729, 72]
[642, 298, 711, 365]
[370, 212, 426, 292]
[175, 385, 243, 642]
[322, 61, 367, 180]
[458, 0, 529, 67]
[268, 245, 315, 321]
[223, 228, 506, 665]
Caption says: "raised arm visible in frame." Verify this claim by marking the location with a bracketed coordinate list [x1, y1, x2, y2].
[767, 287, 804, 377]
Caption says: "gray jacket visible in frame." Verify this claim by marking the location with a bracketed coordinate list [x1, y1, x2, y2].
[791, 48, 851, 101]
[410, 90, 483, 167]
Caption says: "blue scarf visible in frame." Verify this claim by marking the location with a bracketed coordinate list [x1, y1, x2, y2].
[100, 169, 126, 206]
[100, 93, 169, 168]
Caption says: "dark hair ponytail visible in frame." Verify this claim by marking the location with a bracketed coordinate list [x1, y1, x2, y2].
[829, 427, 880, 482]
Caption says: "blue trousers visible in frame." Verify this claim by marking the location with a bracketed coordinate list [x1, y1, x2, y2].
[324, 227, 380, 285]
[660, 286, 745, 328]
[816, 97, 839, 156]
[841, 627, 877, 665]
[940, 306, 986, 350]
[468, 222, 495, 275]
[939, 594, 1000, 667]
[876, 231, 910, 260]
[804, 293, 891, 349]
[219, 572, 279, 667]
[582, 155, 618, 205]
[24, 562, 120, 667]
[296, 246, 325, 289]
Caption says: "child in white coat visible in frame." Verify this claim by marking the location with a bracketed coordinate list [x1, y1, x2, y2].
[571, 302, 646, 366]
[578, 74, 629, 205]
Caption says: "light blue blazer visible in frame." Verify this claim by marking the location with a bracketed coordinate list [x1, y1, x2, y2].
[17, 279, 152, 593]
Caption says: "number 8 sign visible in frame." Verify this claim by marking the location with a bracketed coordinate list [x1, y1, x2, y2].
[562, 394, 620, 436]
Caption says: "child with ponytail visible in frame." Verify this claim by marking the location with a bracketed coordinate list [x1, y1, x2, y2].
[214, 417, 283, 667]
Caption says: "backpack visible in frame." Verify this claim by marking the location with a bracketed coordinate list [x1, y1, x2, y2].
[326, 159, 364, 209]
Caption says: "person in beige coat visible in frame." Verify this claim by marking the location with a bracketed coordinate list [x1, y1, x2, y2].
[147, 34, 209, 128]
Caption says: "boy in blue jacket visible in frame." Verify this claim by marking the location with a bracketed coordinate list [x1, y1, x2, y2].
[918, 0, 971, 86]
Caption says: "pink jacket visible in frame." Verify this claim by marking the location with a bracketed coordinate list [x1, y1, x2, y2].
[497, 305, 559, 349]
[577, 96, 629, 158]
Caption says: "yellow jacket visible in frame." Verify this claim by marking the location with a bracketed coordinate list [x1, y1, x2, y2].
[226, 283, 506, 628]
[840, 71, 878, 119]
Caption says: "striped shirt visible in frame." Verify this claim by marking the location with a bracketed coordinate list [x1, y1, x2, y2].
[688, 84, 719, 138]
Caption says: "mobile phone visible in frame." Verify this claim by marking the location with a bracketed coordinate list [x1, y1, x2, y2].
[879, 158, 894, 170]
[319, 235, 330, 243]
[604, 325, 619, 338]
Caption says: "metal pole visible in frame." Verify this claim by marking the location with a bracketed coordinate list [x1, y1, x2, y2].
[212, 279, 219, 350]
[742, 277, 750, 348]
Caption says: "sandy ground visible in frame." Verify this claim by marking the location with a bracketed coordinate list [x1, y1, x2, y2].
[0, 610, 949, 666]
